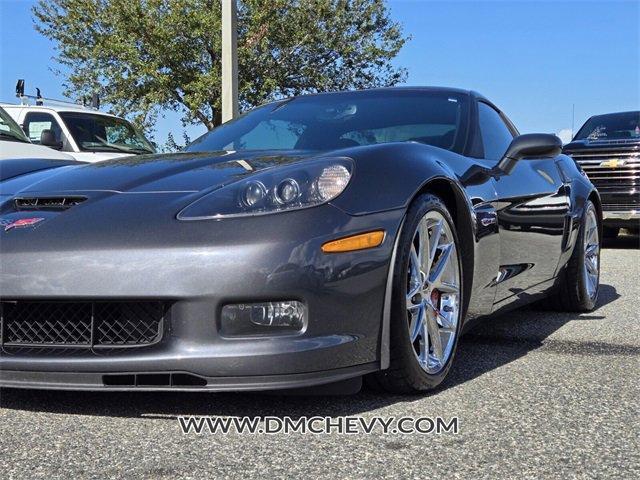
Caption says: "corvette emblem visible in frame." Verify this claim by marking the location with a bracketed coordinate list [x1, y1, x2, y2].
[0, 217, 45, 231]
[600, 159, 627, 168]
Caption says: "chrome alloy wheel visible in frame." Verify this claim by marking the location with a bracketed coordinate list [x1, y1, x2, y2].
[583, 206, 600, 299]
[406, 210, 461, 374]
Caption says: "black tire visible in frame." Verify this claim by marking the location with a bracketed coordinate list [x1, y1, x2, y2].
[551, 200, 600, 312]
[372, 193, 463, 394]
[603, 226, 619, 239]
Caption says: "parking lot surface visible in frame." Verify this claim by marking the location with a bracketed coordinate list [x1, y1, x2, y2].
[1, 234, 638, 480]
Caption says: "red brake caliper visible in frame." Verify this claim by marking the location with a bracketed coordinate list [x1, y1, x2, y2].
[430, 289, 440, 314]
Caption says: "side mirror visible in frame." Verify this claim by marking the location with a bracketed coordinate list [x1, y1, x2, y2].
[496, 133, 562, 175]
[40, 129, 63, 150]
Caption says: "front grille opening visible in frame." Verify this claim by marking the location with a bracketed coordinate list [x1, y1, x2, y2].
[2, 302, 92, 345]
[137, 373, 171, 386]
[171, 373, 207, 387]
[14, 196, 87, 210]
[0, 301, 168, 349]
[102, 373, 207, 388]
[103, 374, 136, 386]
[570, 151, 640, 192]
[95, 303, 165, 346]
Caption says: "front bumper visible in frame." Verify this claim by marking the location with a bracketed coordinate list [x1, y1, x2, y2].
[602, 209, 640, 228]
[0, 364, 378, 392]
[0, 204, 404, 391]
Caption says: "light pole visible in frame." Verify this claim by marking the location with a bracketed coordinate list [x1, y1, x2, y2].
[221, 0, 239, 123]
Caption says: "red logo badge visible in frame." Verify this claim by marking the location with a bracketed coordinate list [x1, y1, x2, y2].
[2, 217, 45, 231]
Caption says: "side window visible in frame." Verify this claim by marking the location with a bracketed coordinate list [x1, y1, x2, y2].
[23, 112, 64, 146]
[478, 102, 514, 161]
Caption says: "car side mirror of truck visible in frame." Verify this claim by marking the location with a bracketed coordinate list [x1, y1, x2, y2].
[496, 133, 562, 175]
[40, 129, 63, 150]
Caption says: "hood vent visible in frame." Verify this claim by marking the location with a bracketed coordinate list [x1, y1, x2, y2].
[14, 196, 87, 210]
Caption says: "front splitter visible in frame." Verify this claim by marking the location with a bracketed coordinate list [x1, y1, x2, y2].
[0, 362, 378, 392]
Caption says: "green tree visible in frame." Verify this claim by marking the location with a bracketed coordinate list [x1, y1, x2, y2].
[33, 0, 408, 134]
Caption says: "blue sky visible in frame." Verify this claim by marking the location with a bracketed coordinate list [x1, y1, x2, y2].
[1, 0, 638, 145]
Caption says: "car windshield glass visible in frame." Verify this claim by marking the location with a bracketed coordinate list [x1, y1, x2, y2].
[574, 111, 640, 141]
[0, 107, 30, 143]
[186, 90, 469, 154]
[58, 112, 156, 153]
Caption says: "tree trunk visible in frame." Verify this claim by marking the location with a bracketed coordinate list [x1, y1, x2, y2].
[212, 108, 222, 129]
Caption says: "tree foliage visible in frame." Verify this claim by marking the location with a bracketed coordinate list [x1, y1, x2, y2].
[33, 0, 408, 133]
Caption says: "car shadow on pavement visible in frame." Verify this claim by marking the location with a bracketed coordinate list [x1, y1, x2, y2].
[0, 284, 623, 419]
[602, 230, 639, 249]
[446, 282, 622, 388]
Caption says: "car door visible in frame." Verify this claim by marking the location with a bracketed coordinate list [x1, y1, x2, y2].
[477, 101, 569, 306]
[22, 111, 71, 152]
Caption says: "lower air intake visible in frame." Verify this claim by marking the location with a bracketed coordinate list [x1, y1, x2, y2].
[102, 373, 207, 387]
[0, 301, 168, 348]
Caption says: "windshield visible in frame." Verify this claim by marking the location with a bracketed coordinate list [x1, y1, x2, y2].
[0, 106, 30, 143]
[574, 111, 640, 141]
[58, 112, 155, 154]
[186, 90, 469, 154]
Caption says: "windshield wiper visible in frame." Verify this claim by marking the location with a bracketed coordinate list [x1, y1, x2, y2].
[0, 131, 29, 143]
[81, 144, 127, 153]
[127, 147, 154, 154]
[89, 137, 154, 154]
[82, 143, 151, 154]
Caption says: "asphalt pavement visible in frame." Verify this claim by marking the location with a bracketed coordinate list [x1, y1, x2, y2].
[1, 233, 638, 480]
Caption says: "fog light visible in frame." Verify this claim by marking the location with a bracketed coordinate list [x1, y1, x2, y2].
[220, 301, 306, 336]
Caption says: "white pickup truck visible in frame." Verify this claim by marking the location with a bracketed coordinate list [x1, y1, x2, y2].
[2, 100, 155, 163]
[0, 105, 75, 162]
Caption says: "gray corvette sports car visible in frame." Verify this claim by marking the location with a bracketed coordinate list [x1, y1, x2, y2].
[0, 87, 601, 393]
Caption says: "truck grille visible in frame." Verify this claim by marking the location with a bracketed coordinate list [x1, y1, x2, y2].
[569, 150, 640, 194]
[0, 301, 167, 349]
[602, 203, 639, 212]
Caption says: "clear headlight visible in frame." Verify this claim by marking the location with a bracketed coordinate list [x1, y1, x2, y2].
[177, 157, 353, 220]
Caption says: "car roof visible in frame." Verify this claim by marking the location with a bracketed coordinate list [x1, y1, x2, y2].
[258, 86, 485, 112]
[283, 86, 478, 98]
[586, 110, 640, 119]
[0, 103, 120, 119]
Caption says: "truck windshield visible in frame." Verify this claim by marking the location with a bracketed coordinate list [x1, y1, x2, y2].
[574, 111, 640, 141]
[0, 106, 30, 143]
[58, 112, 155, 154]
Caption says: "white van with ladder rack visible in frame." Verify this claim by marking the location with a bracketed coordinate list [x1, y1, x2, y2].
[2, 80, 156, 163]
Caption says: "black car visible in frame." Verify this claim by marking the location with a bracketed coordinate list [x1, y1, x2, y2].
[563, 111, 640, 238]
[0, 87, 601, 394]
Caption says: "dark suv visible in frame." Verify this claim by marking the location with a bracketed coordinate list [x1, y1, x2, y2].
[563, 111, 640, 238]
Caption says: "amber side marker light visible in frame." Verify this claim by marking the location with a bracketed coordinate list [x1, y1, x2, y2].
[321, 230, 386, 253]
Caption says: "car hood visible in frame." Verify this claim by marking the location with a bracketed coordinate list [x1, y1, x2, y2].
[563, 138, 640, 153]
[0, 140, 76, 161]
[2, 150, 319, 195]
[0, 158, 82, 183]
[69, 151, 134, 163]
